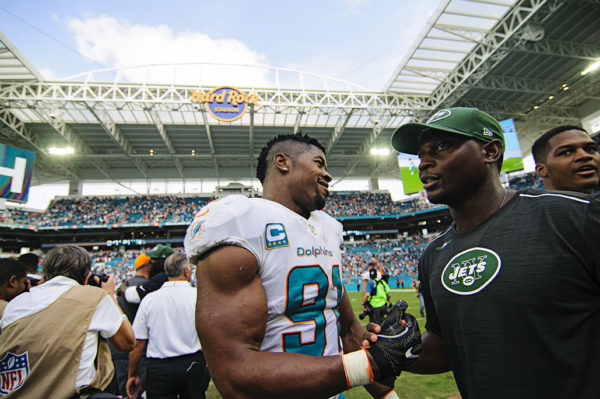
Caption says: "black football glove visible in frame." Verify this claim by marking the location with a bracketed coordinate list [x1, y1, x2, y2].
[367, 300, 422, 379]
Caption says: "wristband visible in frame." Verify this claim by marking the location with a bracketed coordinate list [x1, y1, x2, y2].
[382, 390, 399, 399]
[341, 349, 374, 388]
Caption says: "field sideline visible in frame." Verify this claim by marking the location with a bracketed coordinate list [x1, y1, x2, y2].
[205, 289, 459, 399]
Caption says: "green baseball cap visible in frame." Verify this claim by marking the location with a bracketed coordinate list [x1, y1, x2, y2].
[145, 244, 174, 259]
[391, 107, 504, 155]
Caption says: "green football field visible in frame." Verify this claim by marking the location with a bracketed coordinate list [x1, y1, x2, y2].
[205, 289, 460, 399]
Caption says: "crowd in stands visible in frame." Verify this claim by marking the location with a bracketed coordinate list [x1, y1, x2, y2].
[84, 235, 432, 288]
[1, 191, 437, 228]
[341, 235, 432, 282]
[323, 192, 436, 217]
[507, 172, 544, 190]
[0, 172, 547, 229]
[42, 195, 212, 227]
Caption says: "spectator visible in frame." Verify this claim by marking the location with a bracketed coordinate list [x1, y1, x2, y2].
[532, 125, 600, 194]
[112, 252, 153, 397]
[362, 268, 391, 325]
[17, 253, 41, 287]
[0, 258, 29, 318]
[127, 252, 210, 399]
[121, 244, 174, 305]
[0, 246, 135, 398]
[411, 278, 425, 318]
[361, 259, 380, 297]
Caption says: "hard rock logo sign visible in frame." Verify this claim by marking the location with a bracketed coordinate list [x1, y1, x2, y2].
[190, 86, 260, 122]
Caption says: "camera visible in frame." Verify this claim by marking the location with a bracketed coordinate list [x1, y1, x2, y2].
[358, 304, 373, 320]
[87, 273, 109, 287]
[27, 273, 42, 287]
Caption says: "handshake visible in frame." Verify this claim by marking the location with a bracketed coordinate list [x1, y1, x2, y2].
[366, 300, 423, 379]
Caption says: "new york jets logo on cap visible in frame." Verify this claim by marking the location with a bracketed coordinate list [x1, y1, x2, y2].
[441, 247, 501, 295]
[427, 109, 451, 124]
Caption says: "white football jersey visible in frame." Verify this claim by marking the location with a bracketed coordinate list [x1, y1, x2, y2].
[185, 195, 345, 357]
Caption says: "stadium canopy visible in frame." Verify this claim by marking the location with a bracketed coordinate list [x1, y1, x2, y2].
[0, 0, 599, 187]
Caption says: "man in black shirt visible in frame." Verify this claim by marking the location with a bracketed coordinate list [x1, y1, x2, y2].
[121, 244, 173, 304]
[389, 107, 600, 398]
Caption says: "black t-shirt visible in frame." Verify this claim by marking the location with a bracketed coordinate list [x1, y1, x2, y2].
[420, 190, 600, 398]
[117, 275, 149, 322]
[135, 271, 167, 300]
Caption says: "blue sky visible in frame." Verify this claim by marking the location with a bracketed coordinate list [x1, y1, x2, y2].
[0, 0, 439, 90]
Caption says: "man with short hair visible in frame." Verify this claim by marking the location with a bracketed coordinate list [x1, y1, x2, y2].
[112, 252, 153, 397]
[118, 253, 151, 322]
[185, 133, 422, 399]
[17, 252, 41, 287]
[361, 259, 380, 297]
[0, 245, 135, 398]
[531, 125, 600, 193]
[0, 258, 29, 317]
[362, 268, 391, 325]
[121, 244, 174, 305]
[390, 107, 600, 398]
[127, 252, 210, 399]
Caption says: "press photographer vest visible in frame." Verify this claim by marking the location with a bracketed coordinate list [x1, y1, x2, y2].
[0, 285, 114, 398]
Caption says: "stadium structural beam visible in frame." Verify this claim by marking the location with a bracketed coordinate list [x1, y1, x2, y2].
[0, 109, 78, 180]
[0, 83, 429, 119]
[33, 108, 113, 178]
[147, 110, 184, 178]
[458, 98, 579, 119]
[430, 0, 569, 119]
[84, 103, 149, 179]
[292, 108, 304, 134]
[325, 109, 353, 154]
[514, 39, 600, 61]
[427, 0, 553, 112]
[385, 0, 452, 91]
[472, 75, 565, 95]
[340, 114, 393, 179]
[67, 153, 381, 160]
[197, 106, 220, 179]
[249, 104, 255, 159]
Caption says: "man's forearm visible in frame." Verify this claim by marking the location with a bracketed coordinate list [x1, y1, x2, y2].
[128, 340, 146, 378]
[405, 331, 451, 374]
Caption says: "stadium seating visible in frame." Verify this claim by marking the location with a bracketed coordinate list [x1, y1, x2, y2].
[1, 190, 444, 228]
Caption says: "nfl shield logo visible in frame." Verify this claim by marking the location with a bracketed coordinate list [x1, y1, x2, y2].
[0, 352, 29, 395]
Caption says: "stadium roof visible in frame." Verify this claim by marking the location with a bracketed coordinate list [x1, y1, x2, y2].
[0, 0, 599, 187]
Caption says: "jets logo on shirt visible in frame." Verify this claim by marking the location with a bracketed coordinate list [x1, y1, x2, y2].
[441, 247, 501, 295]
[265, 223, 289, 249]
[0, 352, 29, 395]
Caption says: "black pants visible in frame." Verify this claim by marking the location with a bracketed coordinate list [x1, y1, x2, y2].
[146, 351, 210, 399]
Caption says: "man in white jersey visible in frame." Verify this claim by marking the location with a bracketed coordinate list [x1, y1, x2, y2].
[184, 133, 422, 399]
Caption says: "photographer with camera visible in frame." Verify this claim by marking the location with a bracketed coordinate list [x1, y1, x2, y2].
[361, 267, 392, 325]
[0, 245, 135, 398]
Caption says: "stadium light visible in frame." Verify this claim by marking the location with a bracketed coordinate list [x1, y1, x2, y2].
[370, 148, 390, 156]
[48, 146, 74, 155]
[581, 60, 600, 76]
